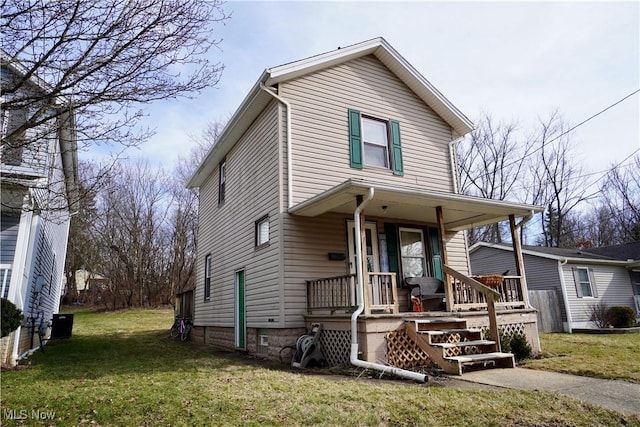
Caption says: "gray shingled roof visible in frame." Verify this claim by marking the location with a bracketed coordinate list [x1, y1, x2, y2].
[586, 241, 640, 261]
[521, 245, 616, 260]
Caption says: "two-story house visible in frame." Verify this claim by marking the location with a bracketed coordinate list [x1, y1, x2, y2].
[1, 50, 78, 366]
[188, 38, 543, 376]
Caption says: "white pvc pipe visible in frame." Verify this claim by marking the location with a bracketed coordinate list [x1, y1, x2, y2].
[351, 187, 427, 383]
[260, 83, 293, 209]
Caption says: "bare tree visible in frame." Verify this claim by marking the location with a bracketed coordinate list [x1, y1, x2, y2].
[91, 160, 172, 308]
[525, 111, 587, 247]
[63, 161, 99, 302]
[1, 0, 228, 209]
[166, 120, 224, 298]
[457, 113, 533, 245]
[64, 119, 225, 310]
[599, 155, 640, 243]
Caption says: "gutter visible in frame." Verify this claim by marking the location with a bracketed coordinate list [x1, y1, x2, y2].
[557, 258, 573, 333]
[260, 83, 293, 209]
[516, 209, 535, 229]
[350, 187, 427, 383]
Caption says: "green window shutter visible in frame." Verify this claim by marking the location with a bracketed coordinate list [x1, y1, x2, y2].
[384, 223, 400, 286]
[389, 119, 403, 176]
[348, 109, 363, 169]
[428, 228, 443, 281]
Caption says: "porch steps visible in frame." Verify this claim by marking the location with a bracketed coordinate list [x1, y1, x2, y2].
[402, 318, 516, 376]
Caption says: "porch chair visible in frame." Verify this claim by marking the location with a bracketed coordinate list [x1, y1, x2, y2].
[404, 277, 446, 311]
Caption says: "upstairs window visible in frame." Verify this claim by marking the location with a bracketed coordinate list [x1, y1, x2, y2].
[348, 109, 403, 176]
[204, 254, 211, 301]
[1, 107, 27, 166]
[218, 159, 226, 205]
[255, 215, 269, 248]
[362, 117, 389, 169]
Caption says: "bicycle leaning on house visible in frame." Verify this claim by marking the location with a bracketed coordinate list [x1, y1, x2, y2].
[169, 314, 192, 342]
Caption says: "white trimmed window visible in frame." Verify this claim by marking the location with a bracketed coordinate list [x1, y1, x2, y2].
[362, 117, 389, 169]
[218, 160, 226, 204]
[399, 227, 428, 279]
[573, 267, 597, 298]
[204, 254, 211, 301]
[255, 215, 269, 247]
[347, 109, 403, 175]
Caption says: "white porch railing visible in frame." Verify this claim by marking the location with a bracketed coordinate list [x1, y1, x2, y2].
[364, 272, 399, 315]
[306, 272, 399, 315]
[450, 275, 527, 310]
[306, 274, 357, 313]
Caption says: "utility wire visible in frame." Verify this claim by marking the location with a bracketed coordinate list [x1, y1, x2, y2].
[470, 89, 640, 178]
[581, 147, 640, 195]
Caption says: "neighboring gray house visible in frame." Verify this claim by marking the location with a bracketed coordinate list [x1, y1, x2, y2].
[1, 50, 78, 365]
[470, 242, 640, 332]
[188, 38, 543, 375]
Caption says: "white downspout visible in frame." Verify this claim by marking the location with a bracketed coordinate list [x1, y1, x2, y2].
[351, 188, 427, 383]
[448, 136, 464, 194]
[260, 83, 293, 209]
[558, 258, 573, 333]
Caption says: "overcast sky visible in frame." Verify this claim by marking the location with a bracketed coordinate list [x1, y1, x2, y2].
[122, 1, 639, 187]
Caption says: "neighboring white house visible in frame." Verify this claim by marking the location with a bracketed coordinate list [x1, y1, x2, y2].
[469, 242, 639, 332]
[0, 50, 78, 365]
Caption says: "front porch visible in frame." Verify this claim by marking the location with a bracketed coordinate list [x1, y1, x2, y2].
[292, 179, 542, 374]
[305, 265, 540, 374]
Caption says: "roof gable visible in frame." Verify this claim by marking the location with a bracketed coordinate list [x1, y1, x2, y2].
[266, 37, 472, 137]
[188, 37, 473, 188]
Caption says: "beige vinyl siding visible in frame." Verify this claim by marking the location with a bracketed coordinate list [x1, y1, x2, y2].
[282, 212, 350, 326]
[280, 55, 455, 206]
[562, 263, 636, 324]
[444, 232, 469, 275]
[281, 213, 471, 327]
[195, 101, 281, 328]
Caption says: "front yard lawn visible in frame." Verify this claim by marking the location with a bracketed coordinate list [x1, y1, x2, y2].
[523, 332, 640, 383]
[1, 309, 638, 426]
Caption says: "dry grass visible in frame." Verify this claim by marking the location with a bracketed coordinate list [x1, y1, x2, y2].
[1, 309, 638, 426]
[524, 332, 640, 383]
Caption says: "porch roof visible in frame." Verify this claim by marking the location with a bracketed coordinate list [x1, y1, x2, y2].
[288, 179, 543, 231]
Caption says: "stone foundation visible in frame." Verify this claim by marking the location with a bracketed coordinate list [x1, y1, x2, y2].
[190, 325, 307, 362]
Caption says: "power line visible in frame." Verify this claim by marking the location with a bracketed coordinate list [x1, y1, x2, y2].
[581, 147, 640, 195]
[469, 89, 640, 178]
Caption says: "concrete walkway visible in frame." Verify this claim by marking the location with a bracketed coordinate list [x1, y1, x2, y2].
[456, 368, 640, 416]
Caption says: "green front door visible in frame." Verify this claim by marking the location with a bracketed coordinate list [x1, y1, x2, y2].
[235, 270, 246, 349]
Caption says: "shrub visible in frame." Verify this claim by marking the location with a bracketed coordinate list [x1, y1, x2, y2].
[508, 333, 533, 361]
[606, 306, 636, 328]
[485, 330, 533, 362]
[1, 298, 23, 338]
[589, 301, 610, 328]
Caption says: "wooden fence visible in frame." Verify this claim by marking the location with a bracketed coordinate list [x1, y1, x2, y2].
[528, 290, 563, 332]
